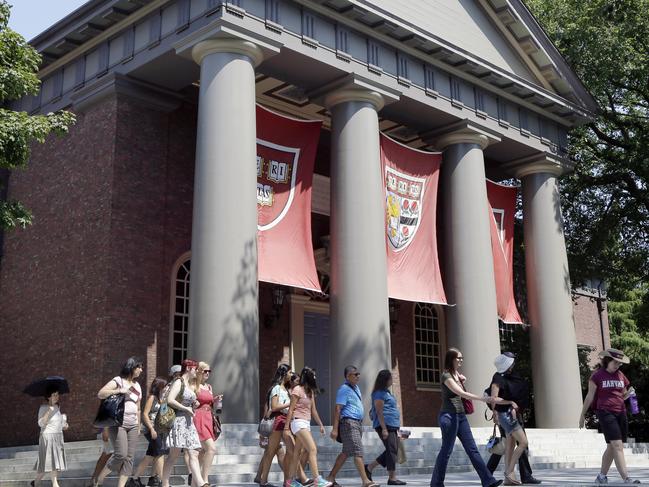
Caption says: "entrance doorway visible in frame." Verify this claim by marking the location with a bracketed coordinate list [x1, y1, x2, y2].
[303, 311, 332, 424]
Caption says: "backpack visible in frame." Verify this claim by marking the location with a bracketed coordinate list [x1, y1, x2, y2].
[484, 373, 530, 411]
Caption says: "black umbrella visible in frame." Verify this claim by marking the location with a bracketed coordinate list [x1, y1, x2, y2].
[23, 376, 70, 397]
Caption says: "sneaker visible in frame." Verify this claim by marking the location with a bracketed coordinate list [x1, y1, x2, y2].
[623, 479, 641, 484]
[595, 474, 608, 484]
[291, 481, 303, 487]
[147, 476, 162, 487]
[300, 480, 314, 486]
[316, 477, 333, 487]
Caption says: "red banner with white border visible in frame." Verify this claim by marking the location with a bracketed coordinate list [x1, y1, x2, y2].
[487, 180, 523, 324]
[381, 133, 447, 304]
[256, 105, 322, 292]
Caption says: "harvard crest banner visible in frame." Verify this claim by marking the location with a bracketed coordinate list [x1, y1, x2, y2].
[256, 105, 322, 291]
[487, 180, 523, 324]
[381, 134, 447, 304]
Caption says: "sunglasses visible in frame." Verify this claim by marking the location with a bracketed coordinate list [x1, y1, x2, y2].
[203, 370, 212, 374]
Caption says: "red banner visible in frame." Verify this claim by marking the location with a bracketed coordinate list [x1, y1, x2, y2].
[381, 134, 447, 304]
[487, 180, 523, 324]
[256, 105, 322, 291]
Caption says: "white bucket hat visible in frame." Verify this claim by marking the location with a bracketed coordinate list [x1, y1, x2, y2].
[494, 354, 515, 374]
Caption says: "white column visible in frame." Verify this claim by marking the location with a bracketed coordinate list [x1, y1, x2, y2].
[518, 162, 582, 428]
[326, 87, 391, 415]
[187, 39, 263, 423]
[434, 126, 501, 427]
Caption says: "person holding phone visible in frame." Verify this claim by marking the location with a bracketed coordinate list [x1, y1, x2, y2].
[194, 362, 221, 484]
[32, 387, 68, 487]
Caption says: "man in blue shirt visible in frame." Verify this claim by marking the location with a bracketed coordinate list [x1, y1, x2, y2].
[326, 366, 377, 486]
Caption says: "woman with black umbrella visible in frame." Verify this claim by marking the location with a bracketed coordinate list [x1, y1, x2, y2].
[32, 385, 68, 487]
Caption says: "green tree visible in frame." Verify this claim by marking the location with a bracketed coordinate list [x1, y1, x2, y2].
[524, 0, 649, 293]
[0, 0, 75, 231]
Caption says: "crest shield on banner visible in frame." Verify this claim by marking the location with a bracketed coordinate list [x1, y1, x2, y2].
[385, 167, 425, 251]
[256, 105, 322, 292]
[257, 141, 299, 230]
[381, 133, 447, 305]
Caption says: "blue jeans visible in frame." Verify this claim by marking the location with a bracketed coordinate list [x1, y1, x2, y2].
[430, 412, 497, 487]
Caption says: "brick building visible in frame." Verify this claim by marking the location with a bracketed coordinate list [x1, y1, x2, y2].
[0, 0, 604, 446]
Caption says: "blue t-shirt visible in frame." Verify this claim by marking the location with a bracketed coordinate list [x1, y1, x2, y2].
[335, 383, 364, 421]
[371, 389, 401, 429]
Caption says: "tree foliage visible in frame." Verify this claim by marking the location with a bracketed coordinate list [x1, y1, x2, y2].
[525, 0, 649, 293]
[0, 0, 75, 230]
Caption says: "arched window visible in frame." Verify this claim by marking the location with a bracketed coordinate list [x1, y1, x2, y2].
[171, 259, 190, 365]
[414, 302, 441, 387]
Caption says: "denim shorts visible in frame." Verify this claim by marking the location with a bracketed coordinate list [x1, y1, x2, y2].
[497, 410, 522, 436]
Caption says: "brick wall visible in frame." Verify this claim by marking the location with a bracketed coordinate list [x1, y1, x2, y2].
[0, 97, 118, 446]
[390, 302, 442, 427]
[573, 291, 610, 367]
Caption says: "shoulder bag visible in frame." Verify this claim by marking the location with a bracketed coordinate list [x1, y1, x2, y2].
[487, 424, 506, 455]
[458, 377, 475, 415]
[93, 378, 125, 428]
[155, 379, 185, 434]
[258, 388, 276, 438]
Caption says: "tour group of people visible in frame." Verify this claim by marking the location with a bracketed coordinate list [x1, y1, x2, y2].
[32, 347, 641, 487]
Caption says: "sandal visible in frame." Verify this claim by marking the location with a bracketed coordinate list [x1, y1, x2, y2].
[362, 483, 379, 487]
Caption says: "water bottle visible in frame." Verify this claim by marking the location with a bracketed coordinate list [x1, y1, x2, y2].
[628, 387, 639, 415]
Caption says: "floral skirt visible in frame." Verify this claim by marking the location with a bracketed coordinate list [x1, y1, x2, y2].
[165, 413, 201, 450]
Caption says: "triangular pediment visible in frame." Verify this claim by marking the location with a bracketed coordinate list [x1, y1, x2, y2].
[363, 0, 539, 83]
[353, 0, 597, 111]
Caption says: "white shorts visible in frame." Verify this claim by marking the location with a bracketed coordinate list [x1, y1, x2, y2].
[290, 419, 311, 435]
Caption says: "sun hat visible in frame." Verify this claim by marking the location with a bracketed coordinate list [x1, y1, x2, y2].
[494, 353, 515, 374]
[169, 364, 182, 375]
[599, 348, 630, 364]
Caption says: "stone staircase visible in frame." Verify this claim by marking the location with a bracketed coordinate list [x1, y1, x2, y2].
[1, 425, 648, 486]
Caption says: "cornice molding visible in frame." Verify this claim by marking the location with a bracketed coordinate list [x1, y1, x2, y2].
[70, 72, 184, 113]
[422, 119, 501, 151]
[502, 152, 574, 178]
[309, 73, 400, 111]
[173, 18, 282, 65]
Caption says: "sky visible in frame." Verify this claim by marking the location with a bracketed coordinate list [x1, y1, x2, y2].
[7, 0, 89, 41]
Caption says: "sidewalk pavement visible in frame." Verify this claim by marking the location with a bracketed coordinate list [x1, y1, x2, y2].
[303, 468, 649, 486]
[217, 468, 649, 486]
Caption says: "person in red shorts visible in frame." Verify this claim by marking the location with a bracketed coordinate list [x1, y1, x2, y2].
[580, 348, 640, 484]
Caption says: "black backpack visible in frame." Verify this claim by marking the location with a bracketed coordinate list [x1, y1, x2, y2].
[484, 373, 530, 411]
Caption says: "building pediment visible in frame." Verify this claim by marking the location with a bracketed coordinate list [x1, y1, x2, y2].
[312, 0, 597, 115]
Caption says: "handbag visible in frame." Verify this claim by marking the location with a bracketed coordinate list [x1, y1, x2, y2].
[458, 378, 475, 415]
[397, 438, 407, 464]
[93, 393, 124, 428]
[257, 416, 274, 438]
[212, 413, 222, 440]
[258, 390, 275, 438]
[93, 378, 125, 428]
[487, 424, 506, 455]
[155, 379, 185, 434]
